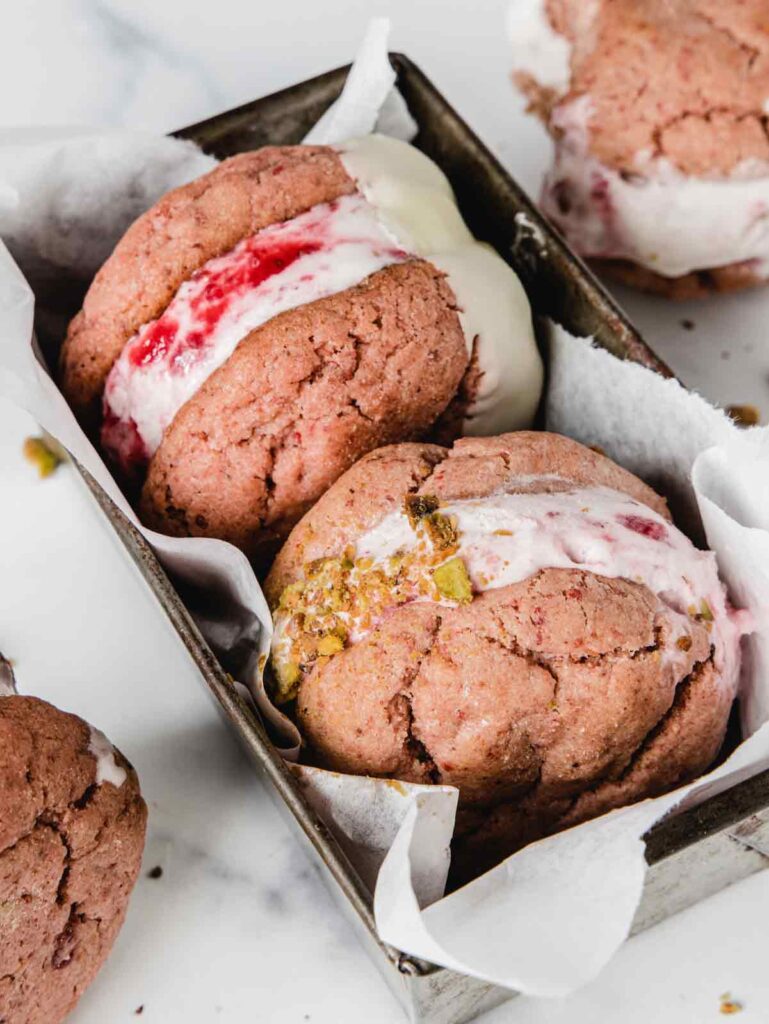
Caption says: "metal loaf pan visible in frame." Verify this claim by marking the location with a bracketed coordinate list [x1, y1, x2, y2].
[57, 54, 769, 1024]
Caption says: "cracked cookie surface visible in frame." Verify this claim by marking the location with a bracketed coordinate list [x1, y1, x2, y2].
[0, 696, 146, 1024]
[546, 0, 769, 176]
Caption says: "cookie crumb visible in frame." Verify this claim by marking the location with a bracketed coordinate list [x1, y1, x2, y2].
[680, 319, 695, 330]
[719, 992, 743, 1015]
[135, 1007, 145, 1016]
[147, 865, 163, 880]
[726, 404, 760, 427]
[22, 436, 63, 478]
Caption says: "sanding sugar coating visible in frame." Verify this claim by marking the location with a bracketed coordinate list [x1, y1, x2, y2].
[509, 0, 769, 281]
[102, 134, 543, 472]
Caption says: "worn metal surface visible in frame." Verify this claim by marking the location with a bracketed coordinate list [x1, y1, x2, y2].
[54, 54, 769, 1024]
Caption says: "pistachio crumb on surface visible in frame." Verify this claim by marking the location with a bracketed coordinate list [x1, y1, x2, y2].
[423, 511, 459, 551]
[404, 493, 440, 527]
[719, 992, 743, 1015]
[22, 436, 63, 478]
[273, 659, 302, 704]
[270, 492, 476, 699]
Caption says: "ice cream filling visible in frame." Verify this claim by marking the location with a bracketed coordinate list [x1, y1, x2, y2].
[102, 135, 544, 472]
[270, 483, 743, 702]
[88, 725, 127, 787]
[542, 96, 769, 278]
[102, 192, 409, 470]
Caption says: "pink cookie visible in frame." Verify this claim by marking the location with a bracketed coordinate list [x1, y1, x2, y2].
[0, 695, 146, 1024]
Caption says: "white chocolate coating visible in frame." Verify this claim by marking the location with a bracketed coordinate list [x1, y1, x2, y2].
[339, 134, 544, 434]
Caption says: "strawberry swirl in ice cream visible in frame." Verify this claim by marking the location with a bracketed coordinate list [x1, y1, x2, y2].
[271, 482, 744, 700]
[102, 193, 408, 471]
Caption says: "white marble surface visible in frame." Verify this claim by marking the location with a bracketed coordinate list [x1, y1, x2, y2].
[1, 1, 769, 1022]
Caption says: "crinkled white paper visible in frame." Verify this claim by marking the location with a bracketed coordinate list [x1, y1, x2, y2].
[2, 19, 769, 999]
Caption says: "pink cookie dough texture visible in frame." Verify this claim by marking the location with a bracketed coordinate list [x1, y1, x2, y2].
[512, 0, 769, 297]
[60, 144, 472, 565]
[0, 696, 147, 1024]
[266, 432, 740, 880]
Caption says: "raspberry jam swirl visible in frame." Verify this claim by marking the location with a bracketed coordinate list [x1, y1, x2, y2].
[102, 193, 408, 472]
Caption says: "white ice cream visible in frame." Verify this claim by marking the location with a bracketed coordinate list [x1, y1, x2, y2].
[103, 192, 407, 468]
[88, 725, 127, 787]
[273, 483, 743, 688]
[339, 135, 543, 435]
[507, 0, 573, 92]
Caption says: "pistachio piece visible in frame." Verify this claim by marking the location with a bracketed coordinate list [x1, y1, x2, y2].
[23, 436, 62, 478]
[432, 557, 473, 603]
[404, 493, 440, 528]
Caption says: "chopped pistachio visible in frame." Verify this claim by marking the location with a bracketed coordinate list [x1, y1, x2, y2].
[719, 993, 743, 1016]
[493, 529, 513, 537]
[423, 511, 458, 551]
[278, 581, 305, 612]
[317, 634, 345, 657]
[699, 599, 714, 622]
[272, 659, 302, 704]
[23, 436, 62, 478]
[432, 557, 473, 603]
[404, 493, 440, 528]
